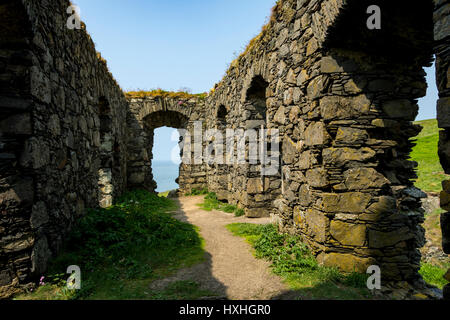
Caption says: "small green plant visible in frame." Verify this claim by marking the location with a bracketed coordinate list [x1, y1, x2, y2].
[198, 192, 246, 217]
[419, 263, 450, 289]
[185, 188, 209, 196]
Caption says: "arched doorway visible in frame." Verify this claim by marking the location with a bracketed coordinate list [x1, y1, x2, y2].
[143, 111, 189, 194]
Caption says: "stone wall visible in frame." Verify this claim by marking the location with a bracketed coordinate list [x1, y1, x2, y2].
[1, 0, 449, 299]
[205, 0, 437, 286]
[0, 0, 129, 298]
[434, 0, 450, 299]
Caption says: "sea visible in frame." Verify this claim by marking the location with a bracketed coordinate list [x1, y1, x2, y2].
[152, 160, 180, 192]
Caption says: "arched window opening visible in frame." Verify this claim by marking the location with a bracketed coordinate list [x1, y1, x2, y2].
[217, 105, 227, 124]
[246, 75, 269, 122]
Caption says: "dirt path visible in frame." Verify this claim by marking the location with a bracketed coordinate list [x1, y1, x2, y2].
[150, 195, 293, 300]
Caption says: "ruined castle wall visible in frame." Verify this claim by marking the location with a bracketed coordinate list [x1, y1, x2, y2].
[1, 0, 447, 299]
[206, 0, 436, 282]
[0, 0, 128, 297]
[206, 0, 348, 218]
[126, 95, 207, 195]
[434, 0, 450, 298]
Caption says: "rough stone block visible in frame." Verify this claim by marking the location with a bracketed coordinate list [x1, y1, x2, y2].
[245, 207, 269, 218]
[434, 3, 450, 41]
[437, 97, 450, 128]
[2, 234, 34, 253]
[282, 137, 302, 164]
[304, 122, 330, 146]
[368, 227, 414, 249]
[301, 209, 328, 243]
[334, 127, 368, 145]
[0, 178, 34, 207]
[366, 196, 397, 214]
[343, 168, 390, 191]
[247, 178, 269, 194]
[306, 167, 328, 188]
[320, 192, 371, 213]
[330, 220, 366, 246]
[382, 100, 418, 120]
[320, 95, 371, 120]
[322, 147, 376, 166]
[318, 252, 375, 273]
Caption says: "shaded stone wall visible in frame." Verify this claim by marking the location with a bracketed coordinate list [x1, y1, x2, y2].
[434, 0, 450, 299]
[0, 0, 129, 298]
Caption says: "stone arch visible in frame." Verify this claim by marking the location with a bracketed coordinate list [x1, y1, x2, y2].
[143, 110, 190, 193]
[126, 96, 205, 194]
[144, 110, 190, 129]
[135, 98, 192, 123]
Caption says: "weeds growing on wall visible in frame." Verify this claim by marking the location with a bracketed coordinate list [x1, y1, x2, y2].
[198, 192, 245, 217]
[15, 190, 207, 300]
[227, 223, 372, 300]
[125, 89, 207, 101]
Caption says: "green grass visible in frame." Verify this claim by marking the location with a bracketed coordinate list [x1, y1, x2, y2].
[411, 119, 448, 193]
[226, 223, 372, 300]
[198, 192, 245, 217]
[185, 188, 210, 196]
[158, 190, 170, 198]
[15, 190, 208, 300]
[419, 263, 449, 289]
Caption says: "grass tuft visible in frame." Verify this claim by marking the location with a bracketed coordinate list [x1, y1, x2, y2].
[226, 223, 371, 300]
[185, 188, 209, 196]
[411, 119, 449, 193]
[419, 263, 449, 289]
[198, 192, 246, 217]
[125, 89, 207, 101]
[15, 190, 206, 300]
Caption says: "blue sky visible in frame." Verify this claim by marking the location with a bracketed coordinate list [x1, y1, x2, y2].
[74, 0, 438, 161]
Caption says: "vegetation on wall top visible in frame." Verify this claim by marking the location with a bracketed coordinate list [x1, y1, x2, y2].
[125, 89, 207, 101]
